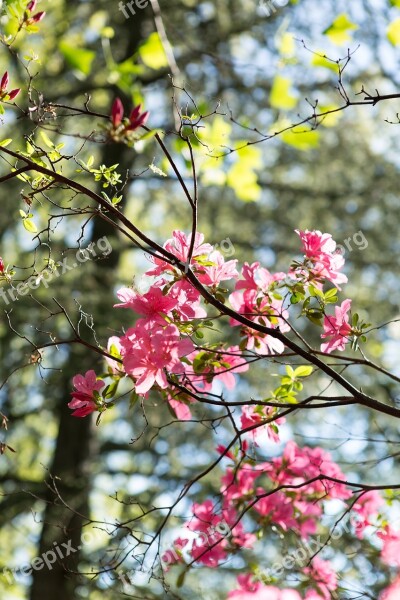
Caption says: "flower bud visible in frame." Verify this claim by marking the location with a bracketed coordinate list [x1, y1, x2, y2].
[30, 11, 46, 23]
[111, 98, 124, 127]
[0, 72, 9, 91]
[8, 88, 21, 100]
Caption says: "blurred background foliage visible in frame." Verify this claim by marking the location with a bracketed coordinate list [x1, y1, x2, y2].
[1, 0, 400, 598]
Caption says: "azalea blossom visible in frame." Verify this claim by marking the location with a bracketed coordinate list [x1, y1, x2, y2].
[378, 525, 400, 567]
[196, 250, 239, 287]
[351, 490, 383, 536]
[114, 285, 178, 323]
[295, 229, 347, 289]
[68, 370, 105, 417]
[227, 575, 302, 600]
[380, 576, 400, 600]
[320, 299, 352, 353]
[240, 405, 286, 444]
[303, 557, 338, 600]
[189, 346, 249, 392]
[121, 322, 194, 394]
[146, 230, 214, 276]
[229, 287, 289, 355]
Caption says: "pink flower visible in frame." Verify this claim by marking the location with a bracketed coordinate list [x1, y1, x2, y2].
[161, 537, 189, 570]
[304, 557, 338, 599]
[0, 257, 4, 274]
[295, 229, 347, 289]
[227, 575, 302, 600]
[121, 322, 193, 394]
[235, 262, 286, 293]
[189, 346, 248, 392]
[229, 288, 289, 355]
[380, 576, 400, 600]
[320, 299, 352, 353]
[146, 230, 213, 276]
[351, 490, 383, 536]
[378, 525, 400, 567]
[114, 285, 178, 323]
[27, 0, 38, 10]
[68, 370, 105, 417]
[169, 279, 207, 320]
[197, 250, 239, 287]
[241, 405, 285, 444]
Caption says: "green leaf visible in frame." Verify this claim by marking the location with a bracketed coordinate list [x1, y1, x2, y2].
[323, 14, 358, 45]
[0, 138, 12, 147]
[281, 125, 320, 150]
[176, 569, 187, 588]
[325, 287, 339, 300]
[285, 365, 295, 378]
[40, 131, 54, 149]
[104, 380, 119, 400]
[387, 18, 400, 45]
[311, 52, 340, 72]
[59, 41, 96, 76]
[270, 75, 297, 110]
[139, 32, 168, 70]
[23, 219, 38, 233]
[293, 365, 313, 378]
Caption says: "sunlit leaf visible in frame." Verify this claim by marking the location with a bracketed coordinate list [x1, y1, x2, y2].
[324, 13, 358, 45]
[278, 32, 295, 57]
[311, 52, 340, 72]
[59, 41, 96, 76]
[387, 17, 400, 45]
[270, 75, 297, 110]
[139, 32, 168, 70]
[317, 105, 342, 127]
[23, 218, 38, 233]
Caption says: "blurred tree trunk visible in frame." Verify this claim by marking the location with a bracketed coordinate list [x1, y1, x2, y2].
[29, 10, 147, 600]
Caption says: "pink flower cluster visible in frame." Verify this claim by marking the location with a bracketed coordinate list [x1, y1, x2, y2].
[295, 230, 347, 289]
[65, 229, 392, 598]
[227, 564, 337, 600]
[68, 229, 356, 417]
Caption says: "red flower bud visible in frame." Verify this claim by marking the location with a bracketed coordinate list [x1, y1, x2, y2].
[0, 258, 5, 274]
[127, 105, 149, 131]
[30, 11, 45, 23]
[111, 98, 124, 127]
[27, 0, 37, 11]
[129, 104, 142, 122]
[8, 88, 21, 100]
[0, 72, 9, 91]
